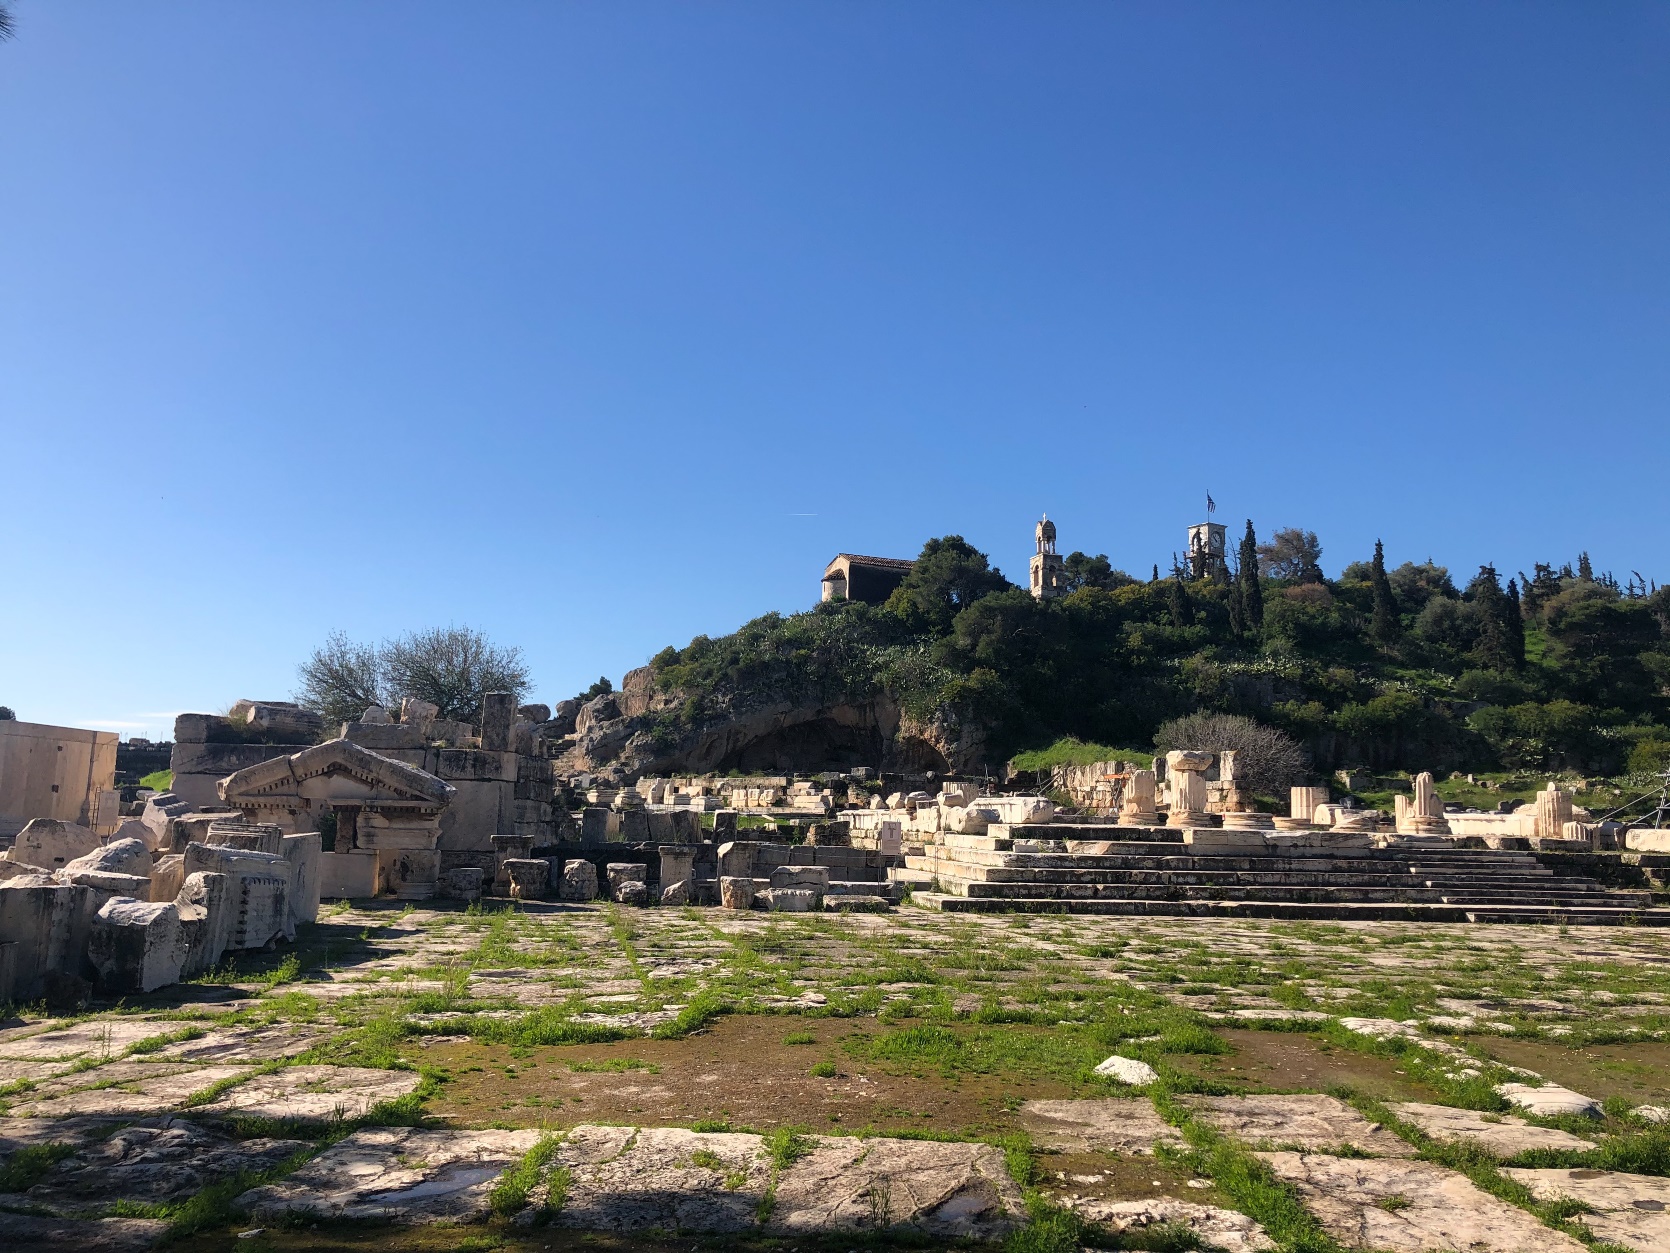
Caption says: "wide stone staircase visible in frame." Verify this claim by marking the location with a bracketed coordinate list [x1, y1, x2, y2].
[902, 827, 1663, 925]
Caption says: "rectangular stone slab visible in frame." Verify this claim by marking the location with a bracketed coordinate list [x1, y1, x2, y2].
[237, 1127, 542, 1222]
[1394, 1102, 1597, 1156]
[1261, 1152, 1585, 1251]
[1017, 1098, 1185, 1154]
[1188, 1094, 1416, 1157]
[1505, 1168, 1670, 1253]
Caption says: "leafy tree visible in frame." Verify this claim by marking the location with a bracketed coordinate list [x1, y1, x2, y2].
[1258, 527, 1323, 583]
[294, 630, 387, 726]
[884, 536, 1010, 634]
[382, 626, 531, 722]
[1154, 712, 1308, 797]
[1167, 577, 1191, 628]
[0, 706, 14, 720]
[1370, 540, 1398, 645]
[1062, 551, 1135, 593]
[1236, 521, 1263, 629]
[575, 676, 613, 703]
[1387, 561, 1456, 615]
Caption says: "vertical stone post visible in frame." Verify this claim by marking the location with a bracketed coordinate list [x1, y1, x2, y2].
[481, 691, 515, 752]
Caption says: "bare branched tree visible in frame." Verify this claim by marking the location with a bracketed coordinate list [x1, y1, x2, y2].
[381, 626, 530, 723]
[294, 630, 387, 727]
[0, 3, 16, 42]
[295, 626, 531, 727]
[1154, 711, 1309, 798]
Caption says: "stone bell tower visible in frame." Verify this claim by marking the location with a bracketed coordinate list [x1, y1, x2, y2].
[1030, 515, 1067, 600]
[1187, 520, 1227, 580]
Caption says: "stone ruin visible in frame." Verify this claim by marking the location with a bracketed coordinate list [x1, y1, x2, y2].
[0, 813, 321, 1004]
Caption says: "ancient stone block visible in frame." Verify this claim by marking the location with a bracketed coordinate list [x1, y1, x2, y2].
[480, 691, 515, 753]
[1394, 1103, 1595, 1155]
[581, 807, 610, 845]
[400, 698, 440, 734]
[319, 851, 377, 899]
[148, 854, 184, 904]
[7, 819, 99, 870]
[765, 888, 817, 913]
[560, 859, 599, 901]
[438, 867, 484, 901]
[619, 809, 650, 843]
[615, 880, 649, 906]
[503, 858, 549, 901]
[1190, 1094, 1415, 1156]
[716, 840, 754, 879]
[719, 876, 754, 910]
[770, 865, 828, 893]
[712, 809, 738, 840]
[606, 863, 647, 900]
[88, 898, 188, 993]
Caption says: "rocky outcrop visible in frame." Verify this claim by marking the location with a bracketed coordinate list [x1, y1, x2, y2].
[558, 667, 985, 780]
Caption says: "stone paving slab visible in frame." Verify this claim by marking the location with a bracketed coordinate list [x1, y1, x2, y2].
[1394, 1102, 1598, 1156]
[1506, 1168, 1670, 1253]
[22, 1062, 206, 1103]
[238, 1126, 542, 1221]
[1068, 1198, 1273, 1252]
[19, 1118, 310, 1215]
[152, 1024, 329, 1062]
[1017, 1098, 1186, 1154]
[196, 1065, 421, 1121]
[554, 1126, 768, 1233]
[1188, 1094, 1415, 1157]
[0, 1212, 167, 1251]
[11, 1066, 248, 1118]
[770, 1134, 1023, 1239]
[0, 1020, 166, 1062]
[1260, 1152, 1585, 1251]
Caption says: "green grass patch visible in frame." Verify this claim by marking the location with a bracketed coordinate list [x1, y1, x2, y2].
[568, 1057, 659, 1074]
[1009, 737, 1152, 772]
[139, 769, 173, 792]
[783, 1030, 817, 1045]
[0, 1141, 77, 1191]
[650, 992, 730, 1040]
[810, 1060, 837, 1078]
[489, 1132, 564, 1217]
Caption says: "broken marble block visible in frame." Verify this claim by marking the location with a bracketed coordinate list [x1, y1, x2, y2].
[437, 867, 484, 902]
[765, 888, 818, 913]
[615, 880, 649, 906]
[88, 897, 189, 993]
[606, 863, 647, 903]
[719, 875, 754, 910]
[503, 859, 549, 901]
[560, 859, 599, 901]
[61, 839, 151, 880]
[658, 880, 691, 907]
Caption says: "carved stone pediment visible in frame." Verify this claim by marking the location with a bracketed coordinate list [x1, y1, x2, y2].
[217, 739, 455, 811]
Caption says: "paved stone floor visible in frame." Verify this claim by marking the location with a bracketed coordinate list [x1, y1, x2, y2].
[1, 899, 1668, 1250]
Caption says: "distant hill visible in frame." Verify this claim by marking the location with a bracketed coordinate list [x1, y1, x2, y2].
[569, 534, 1670, 784]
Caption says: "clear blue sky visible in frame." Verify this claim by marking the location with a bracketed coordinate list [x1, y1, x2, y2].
[3, 3, 1666, 741]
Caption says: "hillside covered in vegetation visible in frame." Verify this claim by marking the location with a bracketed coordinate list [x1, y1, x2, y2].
[648, 529, 1670, 782]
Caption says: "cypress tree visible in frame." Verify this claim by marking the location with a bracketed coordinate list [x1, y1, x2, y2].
[1467, 564, 1512, 671]
[1228, 558, 1246, 639]
[1504, 578, 1526, 670]
[1578, 552, 1594, 581]
[1370, 539, 1398, 645]
[1168, 577, 1191, 628]
[1237, 521, 1264, 629]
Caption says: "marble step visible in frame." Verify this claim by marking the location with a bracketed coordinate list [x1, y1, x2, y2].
[910, 893, 1669, 925]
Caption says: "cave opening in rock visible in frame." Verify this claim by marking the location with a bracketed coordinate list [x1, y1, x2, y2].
[716, 718, 887, 774]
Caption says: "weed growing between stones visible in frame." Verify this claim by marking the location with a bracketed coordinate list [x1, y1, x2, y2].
[0, 1141, 77, 1190]
[109, 1143, 318, 1238]
[489, 1132, 565, 1217]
